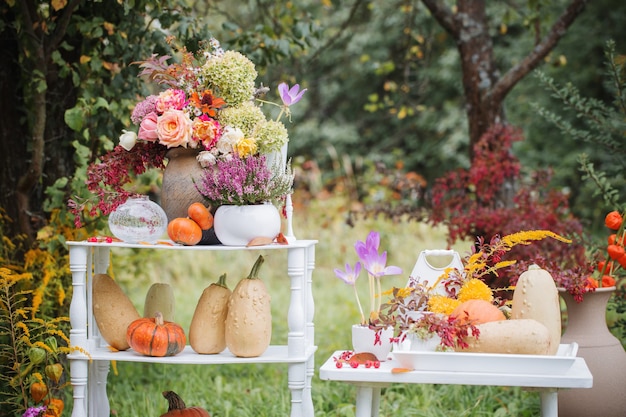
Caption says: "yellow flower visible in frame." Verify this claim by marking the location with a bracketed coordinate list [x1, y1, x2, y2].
[500, 230, 571, 248]
[458, 279, 493, 302]
[427, 295, 461, 315]
[235, 136, 258, 157]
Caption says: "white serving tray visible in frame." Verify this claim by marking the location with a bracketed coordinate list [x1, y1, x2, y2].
[391, 343, 578, 375]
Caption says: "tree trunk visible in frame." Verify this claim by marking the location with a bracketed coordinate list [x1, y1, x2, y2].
[421, 0, 589, 157]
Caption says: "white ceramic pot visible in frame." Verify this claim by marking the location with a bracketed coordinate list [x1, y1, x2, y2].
[351, 324, 394, 361]
[213, 204, 281, 246]
[393, 331, 441, 352]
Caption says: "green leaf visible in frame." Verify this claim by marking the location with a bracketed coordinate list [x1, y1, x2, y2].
[64, 106, 84, 131]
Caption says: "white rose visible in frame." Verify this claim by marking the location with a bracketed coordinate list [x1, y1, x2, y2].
[119, 129, 137, 151]
[215, 126, 243, 155]
[197, 151, 217, 168]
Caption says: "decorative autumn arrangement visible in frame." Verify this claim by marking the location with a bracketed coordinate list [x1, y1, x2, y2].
[161, 391, 210, 417]
[369, 230, 571, 354]
[225, 255, 272, 357]
[126, 312, 186, 357]
[69, 37, 306, 228]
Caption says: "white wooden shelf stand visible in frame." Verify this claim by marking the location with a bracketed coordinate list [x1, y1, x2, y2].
[67, 239, 317, 417]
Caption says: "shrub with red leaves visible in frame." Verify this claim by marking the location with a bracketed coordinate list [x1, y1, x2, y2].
[428, 124, 587, 288]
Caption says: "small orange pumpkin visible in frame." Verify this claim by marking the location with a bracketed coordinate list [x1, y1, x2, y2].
[451, 299, 506, 324]
[167, 217, 202, 245]
[161, 391, 210, 417]
[187, 203, 213, 230]
[127, 312, 186, 357]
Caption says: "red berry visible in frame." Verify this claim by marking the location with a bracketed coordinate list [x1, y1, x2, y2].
[350, 361, 359, 368]
[335, 361, 343, 369]
[373, 361, 380, 368]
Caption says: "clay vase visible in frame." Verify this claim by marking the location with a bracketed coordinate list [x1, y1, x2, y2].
[558, 287, 626, 417]
[161, 148, 219, 244]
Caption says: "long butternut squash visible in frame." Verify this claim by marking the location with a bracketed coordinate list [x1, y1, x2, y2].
[225, 256, 272, 357]
[189, 274, 231, 354]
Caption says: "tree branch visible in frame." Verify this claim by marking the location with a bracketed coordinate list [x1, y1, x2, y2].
[489, 0, 588, 104]
[45, 0, 82, 58]
[306, 0, 367, 64]
[420, 0, 459, 39]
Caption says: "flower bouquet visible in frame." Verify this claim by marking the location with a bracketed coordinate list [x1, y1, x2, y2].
[70, 37, 306, 229]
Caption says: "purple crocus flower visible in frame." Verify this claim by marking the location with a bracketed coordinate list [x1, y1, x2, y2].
[334, 262, 366, 324]
[355, 231, 403, 278]
[334, 261, 362, 285]
[354, 231, 403, 321]
[278, 82, 307, 106]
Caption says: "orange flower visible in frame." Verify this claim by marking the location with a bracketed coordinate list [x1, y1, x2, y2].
[585, 276, 599, 289]
[597, 260, 613, 273]
[602, 275, 616, 287]
[608, 244, 625, 260]
[604, 210, 623, 230]
[189, 89, 225, 117]
[608, 233, 626, 246]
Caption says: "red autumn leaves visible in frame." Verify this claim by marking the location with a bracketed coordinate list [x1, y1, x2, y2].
[588, 210, 626, 289]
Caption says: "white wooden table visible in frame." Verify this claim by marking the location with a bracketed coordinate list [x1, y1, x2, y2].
[319, 349, 592, 417]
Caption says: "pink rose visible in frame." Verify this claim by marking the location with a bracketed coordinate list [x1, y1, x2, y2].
[137, 112, 159, 142]
[156, 109, 191, 148]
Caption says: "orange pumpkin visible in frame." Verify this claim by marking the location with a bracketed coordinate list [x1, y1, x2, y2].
[161, 391, 210, 417]
[167, 217, 202, 245]
[451, 299, 506, 324]
[187, 203, 213, 230]
[127, 312, 186, 357]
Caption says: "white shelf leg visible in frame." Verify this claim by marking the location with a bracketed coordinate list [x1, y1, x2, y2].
[287, 246, 307, 417]
[540, 389, 558, 417]
[69, 245, 89, 417]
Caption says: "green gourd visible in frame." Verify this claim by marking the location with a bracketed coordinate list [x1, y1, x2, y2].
[144, 283, 175, 322]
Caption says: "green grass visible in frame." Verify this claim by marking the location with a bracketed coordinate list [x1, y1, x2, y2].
[101, 194, 540, 416]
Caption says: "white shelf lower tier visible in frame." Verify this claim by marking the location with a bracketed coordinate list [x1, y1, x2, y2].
[70, 344, 317, 365]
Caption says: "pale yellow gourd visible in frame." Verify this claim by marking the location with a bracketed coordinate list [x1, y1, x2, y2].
[511, 264, 561, 355]
[143, 283, 175, 322]
[461, 319, 552, 355]
[225, 255, 272, 357]
[189, 273, 231, 354]
[92, 273, 140, 351]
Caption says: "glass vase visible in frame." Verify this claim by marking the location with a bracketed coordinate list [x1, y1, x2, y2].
[108, 196, 168, 244]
